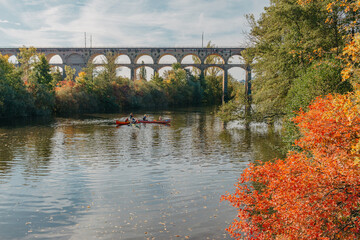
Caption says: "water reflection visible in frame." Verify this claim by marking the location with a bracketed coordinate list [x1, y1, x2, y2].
[0, 108, 284, 239]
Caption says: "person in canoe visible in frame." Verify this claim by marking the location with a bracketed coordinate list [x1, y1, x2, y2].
[129, 113, 133, 120]
[143, 114, 148, 121]
[158, 116, 162, 121]
[131, 117, 137, 124]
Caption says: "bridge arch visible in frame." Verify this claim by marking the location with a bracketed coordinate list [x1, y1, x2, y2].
[135, 54, 154, 64]
[158, 54, 178, 64]
[204, 66, 224, 77]
[93, 66, 106, 77]
[116, 66, 131, 79]
[65, 53, 86, 65]
[47, 54, 63, 64]
[29, 55, 40, 64]
[91, 54, 108, 65]
[158, 66, 173, 78]
[115, 54, 131, 64]
[184, 66, 201, 77]
[228, 54, 245, 65]
[204, 54, 225, 64]
[181, 54, 201, 64]
[228, 66, 246, 83]
[135, 65, 154, 81]
[8, 55, 19, 64]
[51, 66, 64, 74]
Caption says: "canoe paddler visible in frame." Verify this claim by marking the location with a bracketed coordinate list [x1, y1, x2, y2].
[129, 113, 133, 119]
[143, 114, 148, 121]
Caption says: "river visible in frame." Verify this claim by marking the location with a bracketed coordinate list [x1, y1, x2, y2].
[0, 107, 283, 240]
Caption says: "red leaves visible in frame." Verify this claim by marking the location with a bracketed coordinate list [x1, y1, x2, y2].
[222, 92, 360, 239]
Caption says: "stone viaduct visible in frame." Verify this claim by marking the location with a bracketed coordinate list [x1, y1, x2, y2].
[0, 47, 251, 103]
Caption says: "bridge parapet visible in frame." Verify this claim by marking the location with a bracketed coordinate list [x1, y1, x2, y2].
[0, 47, 245, 64]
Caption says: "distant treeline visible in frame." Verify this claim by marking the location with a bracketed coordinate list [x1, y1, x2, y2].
[0, 47, 242, 118]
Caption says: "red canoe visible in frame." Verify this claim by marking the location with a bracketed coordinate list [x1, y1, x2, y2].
[116, 120, 130, 125]
[116, 119, 171, 125]
[137, 119, 171, 124]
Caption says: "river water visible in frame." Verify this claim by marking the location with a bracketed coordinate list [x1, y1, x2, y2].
[0, 107, 283, 240]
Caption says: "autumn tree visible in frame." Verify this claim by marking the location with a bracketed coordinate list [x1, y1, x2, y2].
[64, 65, 76, 82]
[222, 92, 360, 239]
[297, 0, 360, 85]
[222, 1, 360, 238]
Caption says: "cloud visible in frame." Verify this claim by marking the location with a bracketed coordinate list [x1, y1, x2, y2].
[0, 19, 21, 27]
[0, 0, 270, 47]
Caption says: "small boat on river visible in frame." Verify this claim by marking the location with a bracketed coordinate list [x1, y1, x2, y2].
[115, 120, 130, 125]
[116, 119, 171, 125]
[137, 119, 171, 124]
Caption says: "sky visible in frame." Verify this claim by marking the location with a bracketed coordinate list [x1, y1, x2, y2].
[0, 0, 270, 48]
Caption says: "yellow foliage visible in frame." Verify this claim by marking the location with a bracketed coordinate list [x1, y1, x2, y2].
[78, 71, 86, 78]
[342, 34, 360, 85]
[1, 54, 9, 61]
[75, 71, 88, 86]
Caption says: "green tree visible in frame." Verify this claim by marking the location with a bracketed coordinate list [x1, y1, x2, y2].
[0, 54, 35, 117]
[30, 54, 53, 89]
[103, 52, 117, 83]
[246, 0, 344, 122]
[151, 72, 164, 86]
[17, 46, 38, 82]
[51, 67, 63, 86]
[27, 55, 55, 115]
[91, 52, 121, 112]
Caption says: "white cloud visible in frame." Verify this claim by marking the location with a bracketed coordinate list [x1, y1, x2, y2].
[0, 0, 270, 47]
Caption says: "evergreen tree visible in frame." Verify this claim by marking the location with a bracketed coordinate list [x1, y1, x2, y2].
[139, 61, 147, 80]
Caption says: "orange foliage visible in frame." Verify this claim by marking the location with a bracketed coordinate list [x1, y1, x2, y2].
[222, 92, 360, 239]
[54, 80, 76, 93]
